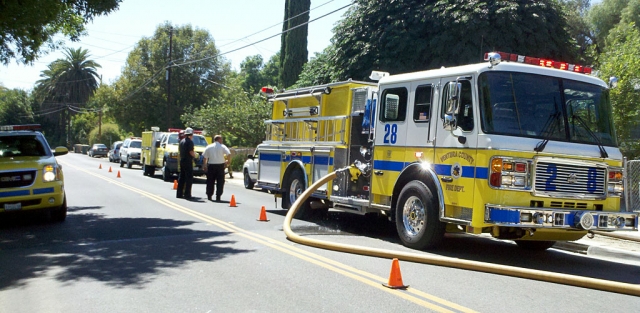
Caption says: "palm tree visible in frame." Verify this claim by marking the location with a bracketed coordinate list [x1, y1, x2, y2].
[35, 47, 101, 146]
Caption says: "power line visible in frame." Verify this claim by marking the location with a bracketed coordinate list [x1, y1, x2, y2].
[170, 2, 353, 68]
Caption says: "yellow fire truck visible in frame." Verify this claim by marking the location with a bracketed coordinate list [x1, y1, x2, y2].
[141, 127, 210, 181]
[256, 51, 639, 250]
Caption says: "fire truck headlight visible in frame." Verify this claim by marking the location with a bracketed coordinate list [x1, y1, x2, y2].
[513, 176, 525, 186]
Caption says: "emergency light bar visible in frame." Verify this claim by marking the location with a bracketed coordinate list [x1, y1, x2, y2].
[484, 51, 592, 74]
[0, 124, 42, 131]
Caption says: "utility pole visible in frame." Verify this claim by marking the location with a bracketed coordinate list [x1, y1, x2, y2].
[166, 26, 173, 130]
[98, 109, 102, 139]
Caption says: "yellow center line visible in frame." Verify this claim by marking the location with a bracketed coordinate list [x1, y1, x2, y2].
[64, 161, 478, 313]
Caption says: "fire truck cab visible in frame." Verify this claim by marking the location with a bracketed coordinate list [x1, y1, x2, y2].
[257, 52, 639, 251]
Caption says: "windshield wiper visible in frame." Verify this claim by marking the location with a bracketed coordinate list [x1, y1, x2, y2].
[571, 114, 608, 158]
[534, 111, 561, 153]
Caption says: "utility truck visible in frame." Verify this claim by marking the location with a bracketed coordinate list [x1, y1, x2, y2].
[255, 51, 639, 250]
[141, 127, 210, 181]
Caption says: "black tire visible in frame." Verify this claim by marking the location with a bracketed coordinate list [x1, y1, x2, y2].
[282, 168, 311, 217]
[127, 158, 132, 169]
[244, 169, 255, 189]
[120, 159, 124, 167]
[395, 181, 445, 250]
[514, 240, 556, 251]
[142, 163, 150, 176]
[50, 196, 67, 223]
[162, 160, 172, 182]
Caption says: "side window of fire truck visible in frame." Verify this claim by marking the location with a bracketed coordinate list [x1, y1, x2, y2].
[380, 87, 408, 122]
[413, 85, 433, 123]
[441, 81, 474, 131]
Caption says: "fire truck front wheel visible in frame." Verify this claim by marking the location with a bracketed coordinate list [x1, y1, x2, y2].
[396, 181, 445, 250]
[283, 168, 311, 217]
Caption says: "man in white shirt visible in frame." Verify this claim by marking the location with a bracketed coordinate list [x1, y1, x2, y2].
[203, 135, 231, 202]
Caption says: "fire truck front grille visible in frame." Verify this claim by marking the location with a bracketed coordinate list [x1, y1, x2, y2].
[534, 162, 606, 198]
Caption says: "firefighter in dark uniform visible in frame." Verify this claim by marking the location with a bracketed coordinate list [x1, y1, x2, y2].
[176, 127, 195, 199]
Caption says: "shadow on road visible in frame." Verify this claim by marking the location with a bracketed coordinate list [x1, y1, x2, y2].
[0, 206, 252, 289]
[267, 209, 640, 284]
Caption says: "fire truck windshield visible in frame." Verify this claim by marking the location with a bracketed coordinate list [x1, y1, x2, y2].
[479, 71, 617, 146]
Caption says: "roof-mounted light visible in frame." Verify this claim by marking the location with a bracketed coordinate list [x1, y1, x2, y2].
[0, 124, 42, 131]
[484, 51, 592, 74]
[260, 87, 274, 95]
[369, 71, 390, 81]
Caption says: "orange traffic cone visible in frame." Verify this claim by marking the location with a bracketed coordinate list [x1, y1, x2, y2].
[229, 194, 237, 207]
[108, 166, 112, 173]
[172, 180, 178, 190]
[257, 206, 269, 222]
[382, 258, 408, 289]
[99, 164, 102, 169]
[117, 170, 121, 178]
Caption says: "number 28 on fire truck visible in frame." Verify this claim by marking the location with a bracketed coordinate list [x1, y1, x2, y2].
[255, 51, 639, 251]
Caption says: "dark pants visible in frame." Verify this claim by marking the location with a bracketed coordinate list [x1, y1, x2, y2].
[177, 159, 193, 198]
[206, 163, 225, 199]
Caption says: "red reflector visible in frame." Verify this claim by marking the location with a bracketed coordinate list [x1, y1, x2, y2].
[515, 163, 527, 172]
[363, 186, 369, 191]
[490, 173, 502, 187]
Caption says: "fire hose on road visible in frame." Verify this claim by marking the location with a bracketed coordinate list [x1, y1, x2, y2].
[282, 168, 640, 297]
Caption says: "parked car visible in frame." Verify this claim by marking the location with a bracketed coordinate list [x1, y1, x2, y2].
[88, 143, 108, 158]
[108, 141, 123, 163]
[119, 137, 142, 168]
[0, 124, 68, 222]
[242, 146, 261, 189]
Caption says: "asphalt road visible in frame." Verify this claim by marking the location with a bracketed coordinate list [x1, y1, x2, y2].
[1, 152, 639, 312]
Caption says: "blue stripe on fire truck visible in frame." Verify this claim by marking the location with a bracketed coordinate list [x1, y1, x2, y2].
[374, 160, 489, 179]
[0, 190, 30, 198]
[33, 187, 55, 195]
[261, 153, 334, 165]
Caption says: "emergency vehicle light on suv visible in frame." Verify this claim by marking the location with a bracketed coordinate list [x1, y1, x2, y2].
[484, 51, 592, 74]
[0, 124, 42, 131]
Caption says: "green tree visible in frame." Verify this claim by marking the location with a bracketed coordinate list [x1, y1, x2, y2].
[326, 0, 577, 82]
[280, 0, 311, 88]
[111, 22, 230, 135]
[262, 52, 281, 89]
[561, 0, 597, 63]
[240, 55, 266, 94]
[0, 88, 35, 125]
[182, 75, 270, 147]
[293, 46, 340, 88]
[34, 47, 101, 147]
[597, 22, 640, 159]
[0, 0, 121, 64]
[588, 0, 640, 51]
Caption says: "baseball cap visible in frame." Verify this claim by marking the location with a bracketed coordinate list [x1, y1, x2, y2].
[185, 127, 194, 135]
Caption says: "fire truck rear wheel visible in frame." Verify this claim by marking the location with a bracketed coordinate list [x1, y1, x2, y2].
[514, 240, 556, 251]
[396, 181, 445, 250]
[283, 168, 311, 217]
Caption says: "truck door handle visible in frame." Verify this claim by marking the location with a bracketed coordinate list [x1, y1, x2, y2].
[440, 176, 453, 183]
[374, 171, 384, 176]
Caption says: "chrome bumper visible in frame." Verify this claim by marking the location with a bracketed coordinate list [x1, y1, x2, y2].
[485, 204, 639, 231]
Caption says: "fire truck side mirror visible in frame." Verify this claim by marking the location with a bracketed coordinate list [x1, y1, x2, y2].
[444, 82, 461, 131]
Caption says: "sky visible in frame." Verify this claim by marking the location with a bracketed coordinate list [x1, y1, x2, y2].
[0, 0, 353, 90]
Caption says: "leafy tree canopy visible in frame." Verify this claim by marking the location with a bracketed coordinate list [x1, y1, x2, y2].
[109, 22, 230, 135]
[589, 0, 640, 50]
[0, 88, 35, 125]
[0, 0, 122, 65]
[597, 22, 640, 159]
[325, 0, 577, 82]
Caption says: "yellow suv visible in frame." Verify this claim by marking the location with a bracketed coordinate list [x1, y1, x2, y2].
[0, 124, 69, 222]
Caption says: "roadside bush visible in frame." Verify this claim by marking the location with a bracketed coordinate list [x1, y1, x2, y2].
[88, 123, 123, 146]
[230, 154, 245, 172]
